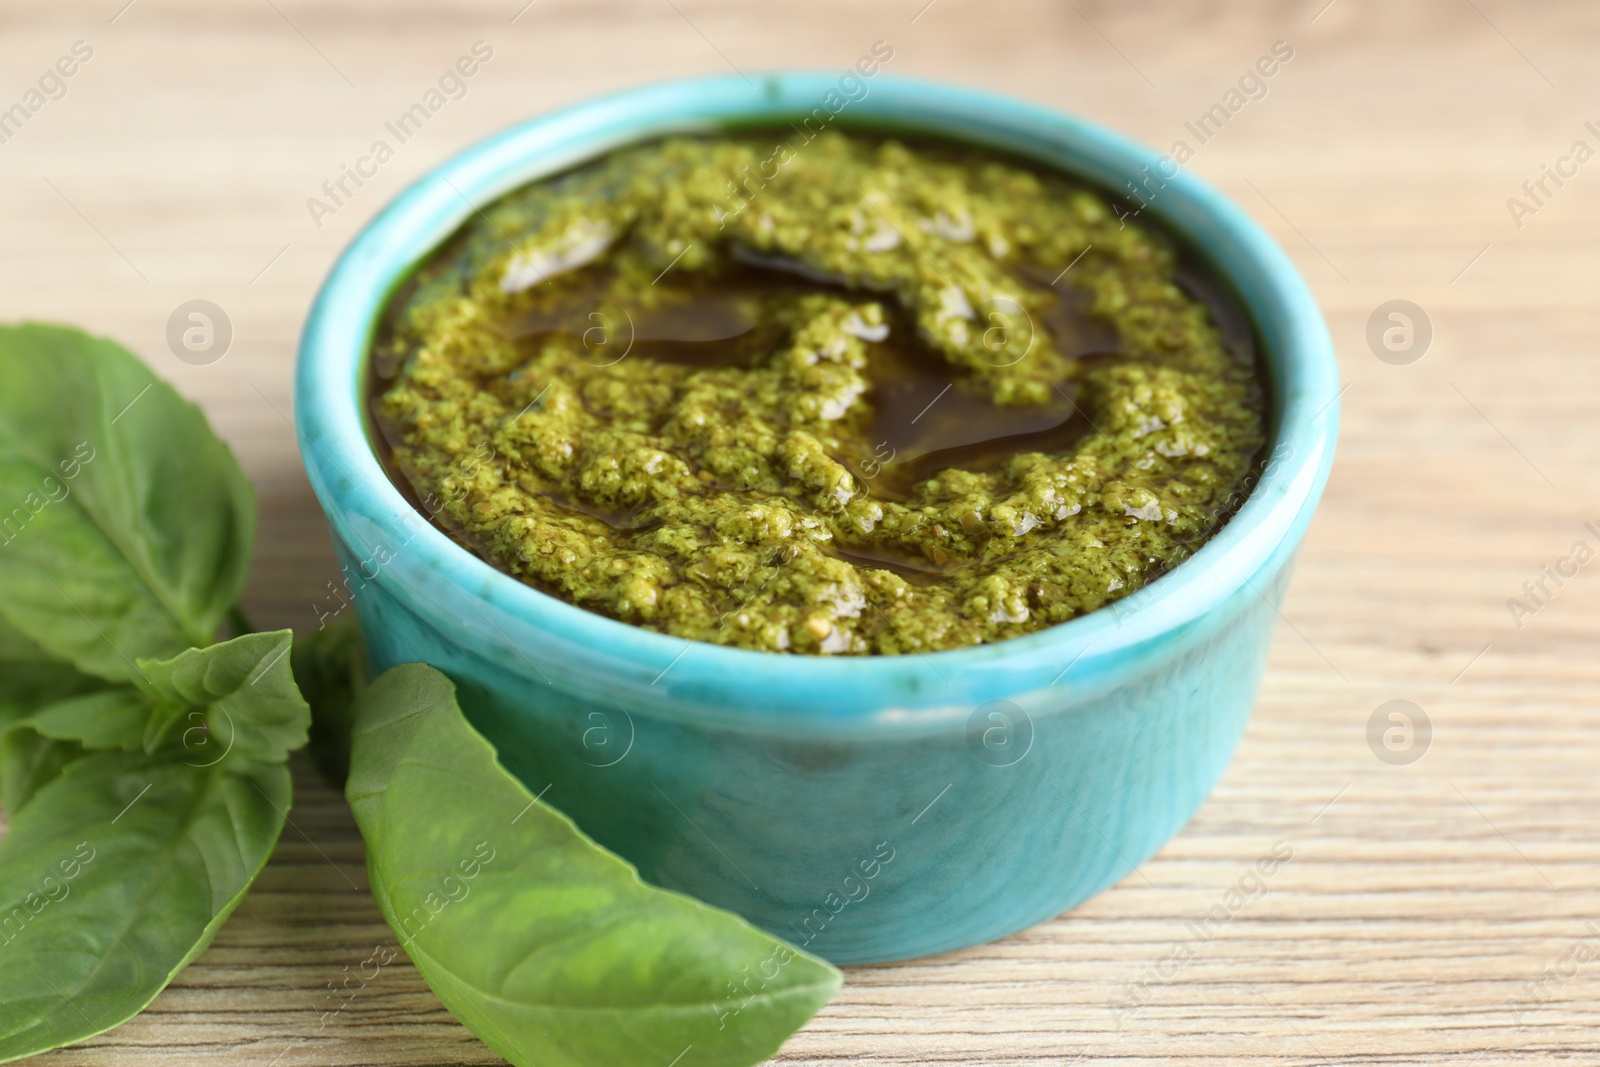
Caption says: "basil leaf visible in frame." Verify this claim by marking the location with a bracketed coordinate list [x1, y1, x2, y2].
[0, 610, 39, 659]
[0, 688, 155, 813]
[137, 630, 308, 765]
[291, 617, 368, 788]
[0, 610, 50, 666]
[0, 613, 117, 814]
[0, 732, 82, 817]
[6, 689, 154, 753]
[0, 324, 255, 680]
[347, 664, 840, 1067]
[0, 614, 104, 719]
[0, 750, 288, 1063]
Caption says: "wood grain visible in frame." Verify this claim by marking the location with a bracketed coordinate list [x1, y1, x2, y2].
[3, 0, 1599, 1063]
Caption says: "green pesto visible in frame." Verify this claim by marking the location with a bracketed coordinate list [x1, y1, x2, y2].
[375, 131, 1266, 655]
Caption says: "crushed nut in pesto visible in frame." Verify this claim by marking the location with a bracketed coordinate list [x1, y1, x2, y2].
[373, 131, 1267, 655]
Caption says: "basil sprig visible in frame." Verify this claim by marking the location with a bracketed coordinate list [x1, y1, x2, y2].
[0, 326, 310, 1063]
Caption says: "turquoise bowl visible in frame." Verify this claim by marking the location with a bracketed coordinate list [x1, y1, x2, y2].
[296, 73, 1338, 964]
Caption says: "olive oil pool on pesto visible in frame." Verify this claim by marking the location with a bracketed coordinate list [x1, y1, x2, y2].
[370, 130, 1267, 655]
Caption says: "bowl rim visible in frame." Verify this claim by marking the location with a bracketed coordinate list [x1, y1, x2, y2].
[295, 71, 1339, 724]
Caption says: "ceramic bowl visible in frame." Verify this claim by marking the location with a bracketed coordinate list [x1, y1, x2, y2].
[295, 73, 1338, 964]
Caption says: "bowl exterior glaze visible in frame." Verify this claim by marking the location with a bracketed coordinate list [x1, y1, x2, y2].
[297, 74, 1338, 964]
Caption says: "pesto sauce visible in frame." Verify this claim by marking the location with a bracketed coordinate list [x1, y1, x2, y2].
[373, 131, 1267, 655]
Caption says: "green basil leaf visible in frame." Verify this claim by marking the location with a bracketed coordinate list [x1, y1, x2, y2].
[137, 630, 308, 765]
[291, 616, 368, 787]
[0, 610, 47, 662]
[0, 750, 288, 1063]
[347, 664, 840, 1067]
[7, 689, 154, 753]
[0, 614, 104, 720]
[0, 688, 158, 818]
[0, 732, 82, 817]
[0, 324, 255, 681]
[0, 614, 119, 814]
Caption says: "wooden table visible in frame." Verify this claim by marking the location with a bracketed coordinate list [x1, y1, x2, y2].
[4, 0, 1598, 1063]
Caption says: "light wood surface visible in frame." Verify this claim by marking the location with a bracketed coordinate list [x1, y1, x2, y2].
[4, 0, 1599, 1063]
